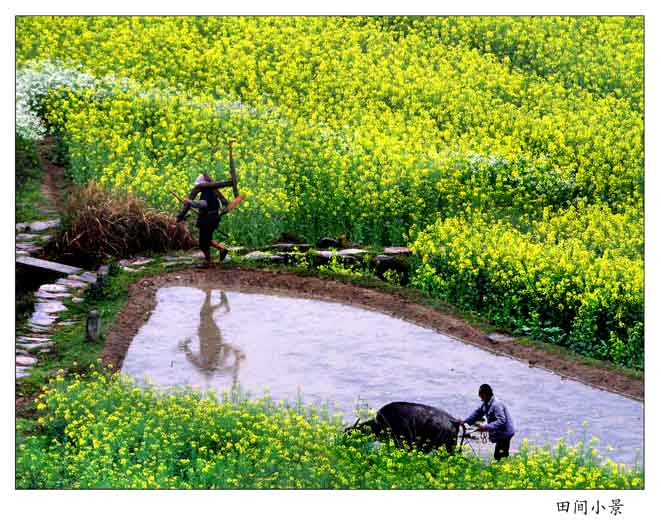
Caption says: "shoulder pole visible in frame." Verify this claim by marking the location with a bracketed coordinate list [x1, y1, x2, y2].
[228, 139, 239, 198]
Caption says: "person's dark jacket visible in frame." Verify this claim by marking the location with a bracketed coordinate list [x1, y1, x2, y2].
[175, 179, 231, 223]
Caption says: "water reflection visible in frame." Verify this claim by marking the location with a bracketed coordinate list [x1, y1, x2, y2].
[178, 288, 245, 387]
[122, 287, 643, 465]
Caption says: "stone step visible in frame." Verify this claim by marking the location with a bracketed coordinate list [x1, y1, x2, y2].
[16, 233, 40, 241]
[15, 243, 41, 254]
[486, 333, 516, 344]
[39, 284, 70, 294]
[16, 366, 31, 379]
[56, 278, 88, 289]
[26, 220, 60, 232]
[245, 251, 274, 260]
[313, 250, 364, 259]
[383, 246, 412, 256]
[16, 355, 38, 367]
[29, 312, 57, 327]
[131, 258, 153, 267]
[16, 336, 51, 344]
[16, 256, 83, 276]
[244, 251, 285, 263]
[162, 256, 192, 262]
[118, 256, 152, 267]
[16, 340, 52, 351]
[337, 248, 367, 257]
[67, 272, 97, 284]
[26, 323, 52, 334]
[35, 290, 72, 300]
[313, 249, 369, 258]
[314, 250, 336, 259]
[34, 301, 68, 314]
[264, 243, 312, 253]
[310, 250, 362, 267]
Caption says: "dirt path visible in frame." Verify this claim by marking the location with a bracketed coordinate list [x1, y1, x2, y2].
[36, 137, 67, 215]
[102, 267, 644, 402]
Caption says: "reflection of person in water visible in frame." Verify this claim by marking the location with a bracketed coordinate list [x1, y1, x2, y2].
[179, 289, 245, 387]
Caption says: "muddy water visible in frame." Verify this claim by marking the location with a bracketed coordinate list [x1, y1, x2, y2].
[122, 286, 643, 465]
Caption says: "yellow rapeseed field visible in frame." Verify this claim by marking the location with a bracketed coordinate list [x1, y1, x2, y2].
[15, 15, 643, 365]
[15, 371, 643, 489]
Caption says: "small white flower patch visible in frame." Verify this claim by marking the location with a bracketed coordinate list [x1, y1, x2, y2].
[16, 60, 100, 141]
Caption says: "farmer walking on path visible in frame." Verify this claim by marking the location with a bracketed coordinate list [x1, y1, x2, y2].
[176, 140, 244, 268]
[459, 384, 515, 461]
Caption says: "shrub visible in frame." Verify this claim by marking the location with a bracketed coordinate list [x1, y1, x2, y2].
[43, 182, 195, 269]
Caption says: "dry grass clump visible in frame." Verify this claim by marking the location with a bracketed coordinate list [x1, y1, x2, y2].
[45, 183, 195, 268]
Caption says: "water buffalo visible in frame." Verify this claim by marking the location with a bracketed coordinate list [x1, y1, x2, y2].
[346, 401, 463, 454]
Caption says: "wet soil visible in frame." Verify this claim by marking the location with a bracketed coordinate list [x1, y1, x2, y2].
[102, 267, 643, 402]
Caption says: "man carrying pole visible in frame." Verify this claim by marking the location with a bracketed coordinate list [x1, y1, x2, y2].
[175, 140, 244, 268]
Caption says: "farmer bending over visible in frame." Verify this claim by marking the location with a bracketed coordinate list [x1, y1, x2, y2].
[459, 383, 515, 461]
[176, 141, 242, 268]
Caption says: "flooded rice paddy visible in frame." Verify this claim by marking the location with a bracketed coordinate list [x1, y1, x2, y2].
[121, 286, 643, 465]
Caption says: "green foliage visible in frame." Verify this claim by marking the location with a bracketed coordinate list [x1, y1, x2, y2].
[316, 254, 366, 278]
[16, 134, 41, 186]
[382, 268, 403, 287]
[15, 134, 50, 222]
[15, 290, 36, 326]
[16, 373, 643, 489]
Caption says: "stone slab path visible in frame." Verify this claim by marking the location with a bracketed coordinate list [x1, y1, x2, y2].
[16, 265, 103, 379]
[15, 206, 100, 379]
[16, 255, 83, 276]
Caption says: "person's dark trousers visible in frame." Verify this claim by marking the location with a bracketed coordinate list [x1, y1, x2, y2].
[199, 224, 213, 256]
[197, 211, 220, 257]
[494, 435, 514, 461]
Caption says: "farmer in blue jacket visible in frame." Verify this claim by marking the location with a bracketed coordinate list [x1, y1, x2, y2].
[460, 384, 515, 461]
